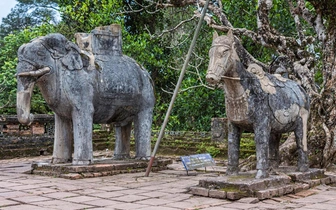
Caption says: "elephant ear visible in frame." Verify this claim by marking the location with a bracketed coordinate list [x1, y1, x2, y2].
[61, 42, 83, 71]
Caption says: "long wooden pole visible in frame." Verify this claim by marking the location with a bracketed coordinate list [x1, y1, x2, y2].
[145, 0, 211, 177]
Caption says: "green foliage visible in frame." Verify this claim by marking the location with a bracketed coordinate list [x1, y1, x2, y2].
[58, 0, 124, 37]
[0, 0, 59, 38]
[196, 142, 221, 157]
[0, 0, 314, 133]
[0, 24, 56, 114]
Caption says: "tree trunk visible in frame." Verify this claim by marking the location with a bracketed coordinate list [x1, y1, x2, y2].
[308, 27, 336, 168]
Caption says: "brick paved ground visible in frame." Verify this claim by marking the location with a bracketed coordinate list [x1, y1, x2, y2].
[1, 156, 336, 210]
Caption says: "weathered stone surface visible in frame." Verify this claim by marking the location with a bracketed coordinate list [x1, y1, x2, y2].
[30, 159, 172, 179]
[321, 177, 331, 185]
[238, 197, 259, 204]
[191, 167, 333, 201]
[268, 188, 279, 197]
[190, 187, 209, 197]
[211, 118, 228, 143]
[226, 191, 243, 200]
[209, 189, 226, 199]
[283, 185, 294, 194]
[256, 190, 270, 200]
[16, 24, 155, 165]
[206, 30, 310, 179]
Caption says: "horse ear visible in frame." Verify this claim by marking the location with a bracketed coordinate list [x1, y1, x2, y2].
[61, 42, 83, 70]
[227, 29, 234, 42]
[212, 31, 219, 43]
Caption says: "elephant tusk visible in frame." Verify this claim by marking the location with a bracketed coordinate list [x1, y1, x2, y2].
[16, 67, 51, 77]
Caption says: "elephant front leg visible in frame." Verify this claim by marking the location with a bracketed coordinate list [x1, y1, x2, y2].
[114, 122, 131, 160]
[226, 122, 242, 175]
[254, 118, 271, 179]
[52, 114, 73, 164]
[72, 108, 94, 165]
[134, 108, 153, 160]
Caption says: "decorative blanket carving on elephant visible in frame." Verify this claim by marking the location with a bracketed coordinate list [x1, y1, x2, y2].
[206, 30, 310, 179]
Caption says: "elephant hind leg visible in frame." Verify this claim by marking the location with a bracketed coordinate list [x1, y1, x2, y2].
[134, 108, 153, 160]
[114, 122, 132, 160]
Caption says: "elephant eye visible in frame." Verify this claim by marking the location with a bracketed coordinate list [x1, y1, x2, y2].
[37, 51, 45, 56]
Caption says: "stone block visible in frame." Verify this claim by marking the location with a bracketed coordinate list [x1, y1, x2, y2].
[294, 184, 304, 194]
[61, 173, 82, 180]
[209, 189, 226, 199]
[310, 179, 321, 187]
[256, 190, 270, 200]
[239, 197, 259, 204]
[268, 188, 279, 197]
[211, 118, 228, 142]
[320, 177, 331, 185]
[278, 187, 285, 197]
[283, 185, 294, 195]
[32, 125, 45, 134]
[295, 190, 317, 198]
[302, 183, 310, 190]
[226, 191, 244, 200]
[82, 173, 94, 178]
[190, 187, 209, 197]
[329, 175, 336, 184]
[6, 124, 20, 130]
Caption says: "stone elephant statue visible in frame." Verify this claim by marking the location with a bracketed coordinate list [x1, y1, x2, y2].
[16, 29, 155, 165]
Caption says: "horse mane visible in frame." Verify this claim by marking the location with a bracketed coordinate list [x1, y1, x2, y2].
[233, 37, 269, 72]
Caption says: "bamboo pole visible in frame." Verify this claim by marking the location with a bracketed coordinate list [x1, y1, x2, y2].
[145, 0, 211, 177]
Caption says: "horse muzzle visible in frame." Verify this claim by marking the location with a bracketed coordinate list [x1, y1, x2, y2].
[206, 73, 220, 85]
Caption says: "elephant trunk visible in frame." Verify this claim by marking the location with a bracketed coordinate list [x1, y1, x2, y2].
[17, 85, 34, 125]
[16, 66, 50, 125]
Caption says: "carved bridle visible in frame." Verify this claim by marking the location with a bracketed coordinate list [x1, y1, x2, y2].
[210, 43, 242, 81]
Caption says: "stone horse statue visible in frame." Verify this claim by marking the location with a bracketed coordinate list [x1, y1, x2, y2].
[206, 30, 310, 179]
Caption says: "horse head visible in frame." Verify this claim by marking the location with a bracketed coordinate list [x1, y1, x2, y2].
[206, 30, 240, 85]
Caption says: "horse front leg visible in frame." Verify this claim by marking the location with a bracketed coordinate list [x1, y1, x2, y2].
[226, 122, 242, 175]
[52, 114, 73, 164]
[269, 133, 281, 170]
[254, 117, 271, 179]
[114, 122, 132, 159]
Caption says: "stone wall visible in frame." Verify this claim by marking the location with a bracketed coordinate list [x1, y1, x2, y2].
[0, 115, 54, 159]
[0, 116, 246, 159]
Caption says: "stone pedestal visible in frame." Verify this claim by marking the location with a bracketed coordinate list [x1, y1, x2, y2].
[29, 158, 172, 179]
[190, 166, 336, 200]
